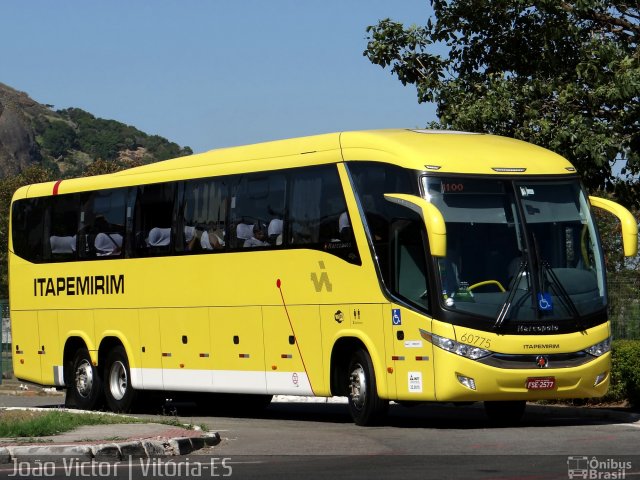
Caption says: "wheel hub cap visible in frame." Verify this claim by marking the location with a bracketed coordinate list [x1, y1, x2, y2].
[109, 361, 128, 401]
[349, 363, 367, 410]
[75, 360, 93, 398]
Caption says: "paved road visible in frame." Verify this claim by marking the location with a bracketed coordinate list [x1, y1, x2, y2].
[189, 400, 640, 456]
[2, 394, 639, 479]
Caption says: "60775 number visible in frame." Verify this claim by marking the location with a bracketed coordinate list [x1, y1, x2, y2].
[459, 333, 491, 349]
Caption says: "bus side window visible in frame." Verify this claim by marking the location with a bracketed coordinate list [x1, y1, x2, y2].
[180, 178, 228, 253]
[348, 162, 419, 284]
[391, 217, 430, 311]
[79, 188, 127, 259]
[133, 183, 175, 257]
[289, 165, 359, 264]
[229, 173, 285, 250]
[49, 194, 80, 261]
[290, 172, 321, 245]
[12, 198, 47, 263]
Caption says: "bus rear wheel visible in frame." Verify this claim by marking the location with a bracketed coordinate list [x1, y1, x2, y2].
[66, 347, 103, 410]
[484, 400, 526, 426]
[347, 349, 388, 426]
[104, 346, 137, 412]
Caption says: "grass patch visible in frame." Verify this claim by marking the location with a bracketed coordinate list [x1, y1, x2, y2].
[0, 410, 145, 438]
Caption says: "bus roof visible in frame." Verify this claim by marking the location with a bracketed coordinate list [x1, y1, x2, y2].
[15, 129, 576, 199]
[340, 129, 574, 174]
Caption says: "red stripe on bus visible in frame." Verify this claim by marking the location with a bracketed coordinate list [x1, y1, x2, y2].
[53, 180, 62, 195]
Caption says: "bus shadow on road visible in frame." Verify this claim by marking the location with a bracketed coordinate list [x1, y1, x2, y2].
[158, 399, 639, 430]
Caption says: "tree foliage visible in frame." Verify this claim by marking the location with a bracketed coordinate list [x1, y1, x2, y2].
[83, 157, 144, 177]
[364, 1, 640, 206]
[58, 108, 193, 164]
[40, 121, 77, 157]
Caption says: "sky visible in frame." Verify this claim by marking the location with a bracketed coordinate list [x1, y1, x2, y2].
[1, 1, 437, 154]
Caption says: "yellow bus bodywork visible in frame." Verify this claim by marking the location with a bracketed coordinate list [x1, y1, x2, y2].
[8, 129, 624, 404]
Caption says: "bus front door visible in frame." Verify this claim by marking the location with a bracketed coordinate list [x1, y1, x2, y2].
[387, 305, 435, 401]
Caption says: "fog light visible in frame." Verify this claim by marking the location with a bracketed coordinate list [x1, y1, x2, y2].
[594, 371, 607, 386]
[456, 373, 476, 390]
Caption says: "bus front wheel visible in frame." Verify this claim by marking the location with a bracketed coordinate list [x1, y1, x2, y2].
[347, 349, 388, 426]
[103, 346, 137, 412]
[66, 347, 103, 410]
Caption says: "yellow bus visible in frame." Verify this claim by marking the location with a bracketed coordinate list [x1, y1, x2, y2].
[9, 129, 638, 425]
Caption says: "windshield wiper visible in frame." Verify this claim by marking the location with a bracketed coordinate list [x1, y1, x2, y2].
[531, 233, 582, 328]
[493, 260, 529, 331]
[541, 260, 583, 330]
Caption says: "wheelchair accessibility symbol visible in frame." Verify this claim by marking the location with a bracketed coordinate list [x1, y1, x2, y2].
[537, 292, 553, 312]
[392, 308, 402, 326]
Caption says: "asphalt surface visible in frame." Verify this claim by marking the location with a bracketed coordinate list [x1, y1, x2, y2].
[0, 381, 640, 472]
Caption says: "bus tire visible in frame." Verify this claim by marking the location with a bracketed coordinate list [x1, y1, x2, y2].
[484, 400, 526, 425]
[103, 346, 137, 412]
[66, 347, 103, 410]
[347, 348, 388, 426]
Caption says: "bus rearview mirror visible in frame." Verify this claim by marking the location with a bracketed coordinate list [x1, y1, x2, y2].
[589, 196, 638, 257]
[383, 193, 447, 257]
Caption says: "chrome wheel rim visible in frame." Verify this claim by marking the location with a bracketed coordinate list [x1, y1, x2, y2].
[75, 359, 94, 398]
[109, 360, 128, 401]
[349, 362, 367, 411]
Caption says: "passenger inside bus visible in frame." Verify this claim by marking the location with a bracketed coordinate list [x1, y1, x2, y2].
[235, 223, 254, 247]
[200, 225, 225, 250]
[184, 225, 196, 250]
[186, 224, 225, 251]
[244, 224, 269, 247]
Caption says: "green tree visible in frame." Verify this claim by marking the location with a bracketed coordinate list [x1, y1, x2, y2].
[58, 107, 193, 165]
[40, 120, 77, 157]
[82, 157, 144, 177]
[364, 1, 640, 206]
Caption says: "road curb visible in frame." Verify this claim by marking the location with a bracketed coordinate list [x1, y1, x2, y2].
[7, 445, 93, 462]
[0, 433, 221, 464]
[0, 447, 11, 464]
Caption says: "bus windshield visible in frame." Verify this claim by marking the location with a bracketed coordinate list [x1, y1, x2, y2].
[422, 177, 606, 324]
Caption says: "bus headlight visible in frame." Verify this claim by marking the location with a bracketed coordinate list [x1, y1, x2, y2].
[584, 337, 611, 357]
[421, 330, 492, 360]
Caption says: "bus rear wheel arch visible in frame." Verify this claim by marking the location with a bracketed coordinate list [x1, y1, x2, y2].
[103, 345, 137, 412]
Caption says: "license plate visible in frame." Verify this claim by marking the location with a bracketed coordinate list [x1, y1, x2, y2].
[525, 376, 556, 390]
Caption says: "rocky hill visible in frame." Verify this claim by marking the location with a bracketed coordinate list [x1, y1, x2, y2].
[0, 82, 192, 178]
